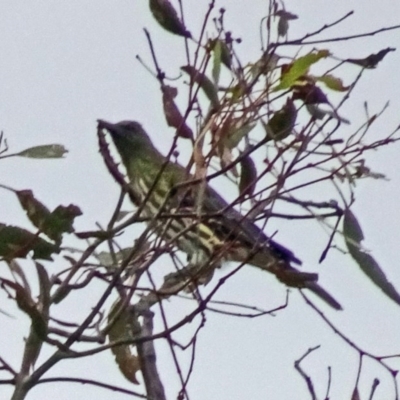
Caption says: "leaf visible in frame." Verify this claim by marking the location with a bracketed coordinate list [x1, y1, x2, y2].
[181, 65, 220, 108]
[293, 83, 328, 104]
[274, 50, 330, 91]
[316, 75, 349, 92]
[239, 153, 257, 197]
[8, 259, 31, 295]
[115, 210, 132, 222]
[264, 98, 297, 141]
[108, 301, 141, 385]
[17, 190, 82, 245]
[219, 40, 232, 70]
[162, 85, 193, 139]
[149, 0, 191, 38]
[28, 262, 51, 366]
[16, 190, 52, 231]
[346, 47, 395, 69]
[36, 262, 51, 315]
[17, 144, 68, 159]
[0, 224, 59, 260]
[343, 209, 400, 306]
[2, 278, 48, 339]
[251, 53, 279, 78]
[96, 248, 134, 267]
[212, 39, 222, 83]
[306, 104, 350, 124]
[276, 10, 298, 37]
[224, 120, 256, 149]
[44, 204, 82, 243]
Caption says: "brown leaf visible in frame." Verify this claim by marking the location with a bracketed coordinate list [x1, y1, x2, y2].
[108, 301, 141, 385]
[162, 85, 193, 139]
[346, 47, 395, 69]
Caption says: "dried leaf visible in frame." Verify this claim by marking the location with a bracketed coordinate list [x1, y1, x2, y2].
[162, 85, 193, 139]
[293, 83, 328, 104]
[17, 190, 52, 231]
[108, 301, 141, 384]
[2, 278, 47, 339]
[346, 47, 395, 69]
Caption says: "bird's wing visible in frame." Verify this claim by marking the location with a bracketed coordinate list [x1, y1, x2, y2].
[172, 173, 302, 265]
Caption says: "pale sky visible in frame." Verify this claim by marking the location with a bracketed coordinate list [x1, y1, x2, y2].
[1, 1, 400, 399]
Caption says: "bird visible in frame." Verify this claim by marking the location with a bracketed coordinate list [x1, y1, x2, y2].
[97, 119, 342, 310]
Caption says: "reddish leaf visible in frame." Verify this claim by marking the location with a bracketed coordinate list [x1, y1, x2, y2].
[162, 85, 193, 139]
[17, 190, 52, 230]
[293, 83, 328, 104]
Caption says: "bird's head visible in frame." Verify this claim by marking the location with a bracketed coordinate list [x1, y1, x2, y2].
[97, 119, 156, 162]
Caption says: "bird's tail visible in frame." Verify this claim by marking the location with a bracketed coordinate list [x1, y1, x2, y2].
[303, 281, 342, 310]
[249, 251, 342, 310]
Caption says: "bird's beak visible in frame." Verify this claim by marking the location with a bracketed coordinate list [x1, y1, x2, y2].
[97, 119, 116, 132]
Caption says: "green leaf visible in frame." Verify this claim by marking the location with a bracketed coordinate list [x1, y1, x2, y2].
[36, 262, 51, 315]
[17, 144, 68, 159]
[343, 209, 400, 306]
[149, 0, 191, 38]
[219, 40, 232, 70]
[224, 120, 256, 149]
[316, 75, 349, 92]
[239, 153, 257, 198]
[274, 50, 330, 91]
[212, 39, 222, 83]
[16, 190, 82, 244]
[44, 204, 82, 244]
[181, 65, 220, 108]
[96, 248, 133, 267]
[264, 98, 297, 141]
[0, 224, 59, 260]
